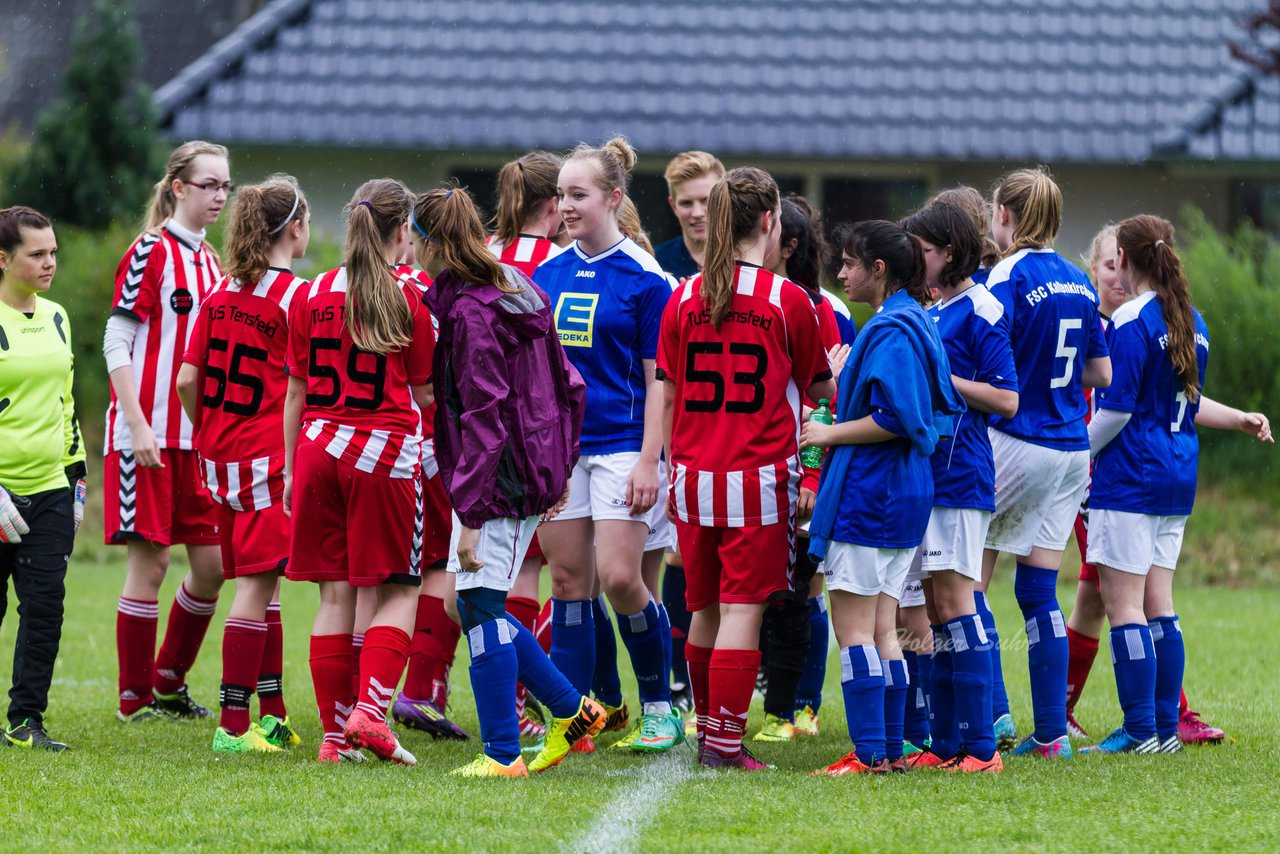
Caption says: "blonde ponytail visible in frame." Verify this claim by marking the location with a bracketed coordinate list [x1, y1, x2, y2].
[992, 167, 1062, 257]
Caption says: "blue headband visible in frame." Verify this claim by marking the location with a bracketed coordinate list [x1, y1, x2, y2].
[409, 207, 430, 241]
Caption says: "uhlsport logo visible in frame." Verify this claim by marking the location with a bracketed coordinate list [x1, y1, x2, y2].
[555, 293, 599, 348]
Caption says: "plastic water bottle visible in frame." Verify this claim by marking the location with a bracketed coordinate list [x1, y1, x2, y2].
[801, 400, 833, 469]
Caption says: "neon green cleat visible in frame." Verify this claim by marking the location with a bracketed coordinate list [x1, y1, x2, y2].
[794, 705, 820, 736]
[212, 726, 282, 754]
[529, 697, 606, 773]
[633, 711, 686, 753]
[257, 715, 302, 748]
[609, 726, 642, 751]
[599, 701, 630, 734]
[450, 752, 529, 778]
[752, 714, 797, 743]
[684, 710, 697, 739]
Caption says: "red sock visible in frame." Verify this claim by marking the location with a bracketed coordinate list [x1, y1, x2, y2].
[507, 597, 540, 715]
[685, 641, 713, 746]
[403, 595, 459, 700]
[258, 602, 286, 718]
[428, 620, 461, 708]
[356, 625, 411, 720]
[1065, 626, 1099, 712]
[310, 633, 354, 745]
[535, 598, 553, 654]
[1180, 687, 1189, 715]
[154, 583, 218, 695]
[706, 647, 761, 758]
[350, 632, 365, 702]
[116, 597, 158, 714]
[219, 618, 267, 735]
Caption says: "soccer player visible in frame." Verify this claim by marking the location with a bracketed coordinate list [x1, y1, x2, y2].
[175, 175, 310, 754]
[1082, 215, 1273, 754]
[930, 187, 1001, 285]
[901, 202, 1019, 773]
[654, 151, 725, 281]
[283, 179, 431, 765]
[659, 167, 833, 770]
[413, 184, 607, 777]
[104, 141, 230, 722]
[806, 220, 964, 776]
[0, 206, 85, 751]
[533, 137, 682, 753]
[980, 168, 1112, 759]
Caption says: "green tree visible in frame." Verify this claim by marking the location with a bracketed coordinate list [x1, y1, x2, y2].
[8, 0, 156, 228]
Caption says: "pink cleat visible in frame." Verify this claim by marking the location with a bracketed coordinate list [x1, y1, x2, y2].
[1178, 709, 1225, 745]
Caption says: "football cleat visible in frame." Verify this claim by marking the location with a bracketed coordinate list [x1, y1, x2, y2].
[670, 681, 694, 715]
[889, 757, 909, 773]
[609, 726, 642, 751]
[570, 736, 596, 753]
[116, 702, 171, 724]
[906, 749, 948, 769]
[633, 711, 685, 753]
[993, 714, 1018, 752]
[1158, 734, 1184, 754]
[257, 715, 302, 748]
[1066, 708, 1089, 740]
[529, 697, 606, 773]
[683, 711, 697, 739]
[1081, 727, 1160, 755]
[1010, 734, 1073, 759]
[391, 694, 469, 741]
[4, 719, 68, 751]
[1178, 709, 1225, 745]
[518, 712, 546, 740]
[940, 751, 1004, 773]
[599, 701, 630, 734]
[154, 686, 212, 719]
[343, 708, 417, 765]
[794, 705, 820, 737]
[701, 744, 773, 771]
[450, 752, 529, 778]
[902, 738, 931, 757]
[317, 738, 366, 764]
[812, 750, 889, 777]
[752, 714, 797, 743]
[212, 725, 281, 754]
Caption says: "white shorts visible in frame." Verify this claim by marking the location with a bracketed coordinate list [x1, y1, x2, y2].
[645, 498, 673, 552]
[1086, 509, 1187, 576]
[561, 452, 666, 524]
[919, 507, 990, 582]
[447, 512, 540, 592]
[823, 542, 915, 598]
[899, 576, 925, 608]
[985, 430, 1090, 556]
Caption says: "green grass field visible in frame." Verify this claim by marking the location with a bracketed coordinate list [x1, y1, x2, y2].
[1, 558, 1278, 852]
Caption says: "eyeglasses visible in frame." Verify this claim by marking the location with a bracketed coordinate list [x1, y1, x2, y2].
[184, 180, 235, 194]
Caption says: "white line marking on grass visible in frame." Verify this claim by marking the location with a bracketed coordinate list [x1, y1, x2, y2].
[567, 751, 695, 853]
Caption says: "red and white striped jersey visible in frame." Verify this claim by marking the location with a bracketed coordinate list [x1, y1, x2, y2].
[286, 267, 434, 479]
[391, 265, 439, 476]
[657, 263, 831, 527]
[105, 225, 222, 453]
[486, 234, 565, 278]
[183, 268, 304, 509]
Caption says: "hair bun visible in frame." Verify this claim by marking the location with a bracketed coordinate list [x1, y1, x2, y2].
[602, 136, 638, 175]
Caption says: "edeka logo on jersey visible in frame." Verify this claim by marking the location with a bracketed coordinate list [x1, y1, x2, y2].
[555, 293, 599, 348]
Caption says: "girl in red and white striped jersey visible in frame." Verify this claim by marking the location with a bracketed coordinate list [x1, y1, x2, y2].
[283, 179, 434, 765]
[104, 141, 231, 723]
[487, 151, 566, 277]
[176, 175, 310, 754]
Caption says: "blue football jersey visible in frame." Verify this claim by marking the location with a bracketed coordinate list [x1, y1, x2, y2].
[1090, 291, 1210, 516]
[534, 237, 673, 455]
[987, 248, 1109, 451]
[928, 284, 1019, 511]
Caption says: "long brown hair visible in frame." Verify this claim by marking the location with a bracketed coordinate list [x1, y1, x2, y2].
[343, 179, 413, 354]
[702, 167, 779, 328]
[836, 220, 930, 307]
[414, 184, 517, 293]
[144, 140, 229, 231]
[223, 174, 307, 283]
[930, 185, 999, 268]
[493, 151, 562, 245]
[1115, 215, 1201, 402]
[992, 167, 1062, 257]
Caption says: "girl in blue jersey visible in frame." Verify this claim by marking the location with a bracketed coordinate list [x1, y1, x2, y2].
[979, 168, 1112, 758]
[1084, 215, 1272, 755]
[532, 137, 682, 752]
[805, 220, 964, 776]
[901, 202, 1019, 773]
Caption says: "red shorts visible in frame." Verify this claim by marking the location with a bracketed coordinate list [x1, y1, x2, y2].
[526, 533, 545, 563]
[103, 449, 219, 547]
[420, 471, 452, 570]
[218, 501, 289, 579]
[1074, 512, 1099, 586]
[286, 439, 422, 587]
[675, 520, 794, 611]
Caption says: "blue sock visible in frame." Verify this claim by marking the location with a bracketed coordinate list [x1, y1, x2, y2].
[1014, 563, 1069, 742]
[917, 643, 934, 729]
[840, 644, 886, 766]
[974, 590, 1010, 720]
[590, 597, 623, 707]
[1110, 623, 1157, 741]
[883, 657, 909, 760]
[550, 598, 595, 697]
[1149, 616, 1185, 742]
[506, 615, 580, 719]
[466, 619, 521, 764]
[948, 614, 997, 761]
[617, 598, 671, 709]
[929, 624, 958, 760]
[656, 603, 673, 689]
[902, 651, 930, 747]
[795, 596, 828, 712]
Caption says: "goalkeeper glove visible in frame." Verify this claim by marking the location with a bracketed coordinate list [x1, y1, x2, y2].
[74, 479, 87, 533]
[0, 485, 30, 544]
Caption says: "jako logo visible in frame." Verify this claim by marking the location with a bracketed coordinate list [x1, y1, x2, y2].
[575, 269, 595, 278]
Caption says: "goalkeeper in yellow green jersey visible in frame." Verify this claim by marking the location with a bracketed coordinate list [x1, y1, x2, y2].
[0, 206, 86, 751]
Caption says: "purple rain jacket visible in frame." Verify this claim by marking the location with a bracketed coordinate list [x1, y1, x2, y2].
[425, 265, 585, 529]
